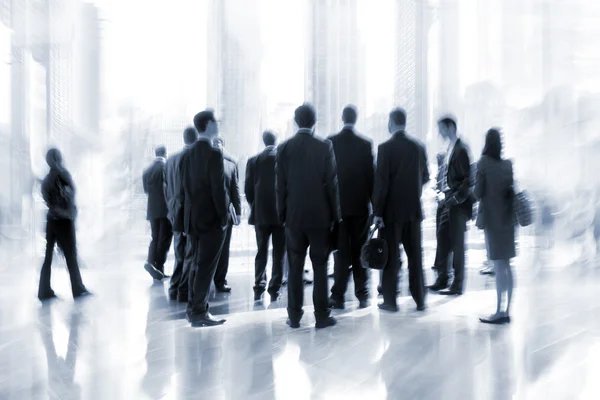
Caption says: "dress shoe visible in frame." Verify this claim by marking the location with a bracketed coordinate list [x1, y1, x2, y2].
[216, 285, 231, 293]
[328, 297, 345, 310]
[303, 277, 313, 285]
[358, 299, 370, 309]
[427, 282, 449, 292]
[377, 302, 399, 312]
[479, 313, 509, 324]
[269, 292, 280, 302]
[416, 303, 427, 312]
[315, 316, 337, 329]
[162, 273, 171, 279]
[439, 288, 462, 296]
[169, 292, 178, 301]
[286, 319, 300, 329]
[189, 312, 226, 327]
[177, 293, 188, 303]
[74, 290, 92, 299]
[38, 291, 57, 301]
[144, 262, 164, 280]
[254, 290, 264, 301]
[479, 266, 495, 276]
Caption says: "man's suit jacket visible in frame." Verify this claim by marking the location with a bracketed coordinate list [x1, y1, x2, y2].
[180, 139, 228, 235]
[373, 131, 430, 223]
[327, 127, 374, 218]
[142, 159, 169, 220]
[276, 129, 341, 230]
[445, 138, 474, 218]
[245, 146, 280, 226]
[163, 146, 191, 232]
[223, 155, 242, 222]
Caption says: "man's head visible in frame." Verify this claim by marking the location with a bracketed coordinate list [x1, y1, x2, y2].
[46, 148, 63, 169]
[213, 136, 224, 151]
[183, 126, 198, 145]
[193, 109, 218, 138]
[437, 116, 457, 140]
[294, 103, 316, 130]
[262, 130, 277, 147]
[388, 107, 407, 134]
[342, 105, 358, 126]
[155, 145, 167, 158]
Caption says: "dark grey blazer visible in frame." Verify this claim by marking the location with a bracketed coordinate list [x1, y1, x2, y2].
[143, 159, 168, 220]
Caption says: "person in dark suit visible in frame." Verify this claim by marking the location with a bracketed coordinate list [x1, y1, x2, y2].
[276, 103, 341, 329]
[164, 127, 197, 302]
[327, 105, 374, 310]
[372, 108, 429, 312]
[246, 130, 285, 302]
[143, 146, 173, 280]
[428, 116, 474, 295]
[432, 151, 448, 273]
[181, 110, 229, 327]
[475, 129, 516, 324]
[212, 137, 241, 293]
[38, 148, 90, 301]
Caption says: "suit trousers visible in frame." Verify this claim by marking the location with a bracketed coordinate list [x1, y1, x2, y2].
[330, 215, 370, 302]
[214, 222, 233, 288]
[187, 228, 226, 316]
[38, 217, 86, 297]
[285, 227, 331, 323]
[435, 207, 468, 291]
[148, 217, 173, 273]
[381, 220, 425, 307]
[169, 231, 192, 297]
[253, 225, 285, 295]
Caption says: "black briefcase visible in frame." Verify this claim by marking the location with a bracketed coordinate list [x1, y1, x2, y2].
[360, 225, 388, 270]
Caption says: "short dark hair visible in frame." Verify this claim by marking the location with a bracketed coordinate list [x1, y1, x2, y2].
[389, 107, 407, 126]
[155, 145, 166, 157]
[342, 105, 358, 125]
[294, 103, 316, 129]
[263, 130, 277, 146]
[438, 116, 457, 130]
[193, 110, 216, 133]
[183, 127, 197, 145]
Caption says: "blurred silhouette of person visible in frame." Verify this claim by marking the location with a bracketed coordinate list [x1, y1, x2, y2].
[372, 108, 429, 312]
[428, 116, 474, 295]
[164, 127, 197, 302]
[475, 129, 515, 324]
[38, 148, 90, 301]
[143, 145, 173, 280]
[276, 103, 341, 329]
[246, 130, 286, 302]
[181, 110, 228, 327]
[327, 105, 374, 310]
[212, 136, 241, 293]
[432, 151, 447, 273]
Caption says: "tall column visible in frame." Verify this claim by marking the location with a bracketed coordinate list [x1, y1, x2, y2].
[437, 0, 460, 115]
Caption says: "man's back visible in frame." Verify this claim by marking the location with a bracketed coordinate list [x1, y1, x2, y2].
[328, 128, 374, 217]
[223, 156, 241, 216]
[373, 132, 430, 223]
[143, 160, 168, 220]
[180, 139, 228, 235]
[247, 146, 279, 226]
[164, 149, 188, 230]
[276, 132, 341, 230]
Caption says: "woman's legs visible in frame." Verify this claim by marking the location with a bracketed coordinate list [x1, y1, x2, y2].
[38, 219, 57, 299]
[492, 259, 505, 315]
[505, 260, 514, 316]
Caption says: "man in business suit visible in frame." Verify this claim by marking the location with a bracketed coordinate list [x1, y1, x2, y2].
[276, 103, 341, 329]
[164, 127, 197, 302]
[327, 105, 374, 310]
[180, 110, 228, 327]
[373, 108, 429, 312]
[143, 146, 173, 281]
[246, 130, 285, 302]
[428, 116, 474, 295]
[212, 137, 241, 293]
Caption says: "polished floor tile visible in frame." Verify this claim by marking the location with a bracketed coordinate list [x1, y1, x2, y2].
[0, 240, 599, 399]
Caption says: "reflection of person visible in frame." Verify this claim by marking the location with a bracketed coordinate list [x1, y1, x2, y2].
[276, 103, 341, 329]
[38, 148, 90, 301]
[212, 137, 241, 293]
[328, 105, 374, 310]
[475, 129, 515, 324]
[246, 130, 285, 302]
[143, 146, 173, 280]
[181, 110, 228, 327]
[429, 117, 474, 296]
[164, 127, 197, 302]
[372, 108, 429, 312]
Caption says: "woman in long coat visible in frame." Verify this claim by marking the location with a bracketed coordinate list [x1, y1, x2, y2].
[475, 129, 516, 324]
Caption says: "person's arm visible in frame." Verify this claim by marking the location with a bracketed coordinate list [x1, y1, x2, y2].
[325, 141, 342, 223]
[275, 146, 287, 225]
[445, 148, 472, 206]
[367, 142, 375, 203]
[163, 161, 169, 202]
[372, 143, 389, 218]
[209, 151, 228, 226]
[474, 160, 485, 200]
[231, 162, 242, 218]
[244, 157, 255, 206]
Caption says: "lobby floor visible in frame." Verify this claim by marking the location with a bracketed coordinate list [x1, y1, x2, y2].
[0, 241, 599, 400]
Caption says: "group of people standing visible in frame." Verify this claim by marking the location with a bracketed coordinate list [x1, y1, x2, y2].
[36, 101, 518, 329]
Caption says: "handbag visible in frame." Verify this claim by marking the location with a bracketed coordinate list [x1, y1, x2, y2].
[514, 189, 534, 227]
[360, 225, 388, 270]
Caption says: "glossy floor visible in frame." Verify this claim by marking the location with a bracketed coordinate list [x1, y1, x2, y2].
[0, 243, 599, 400]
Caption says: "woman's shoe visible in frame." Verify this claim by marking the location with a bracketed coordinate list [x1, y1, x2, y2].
[479, 313, 508, 324]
